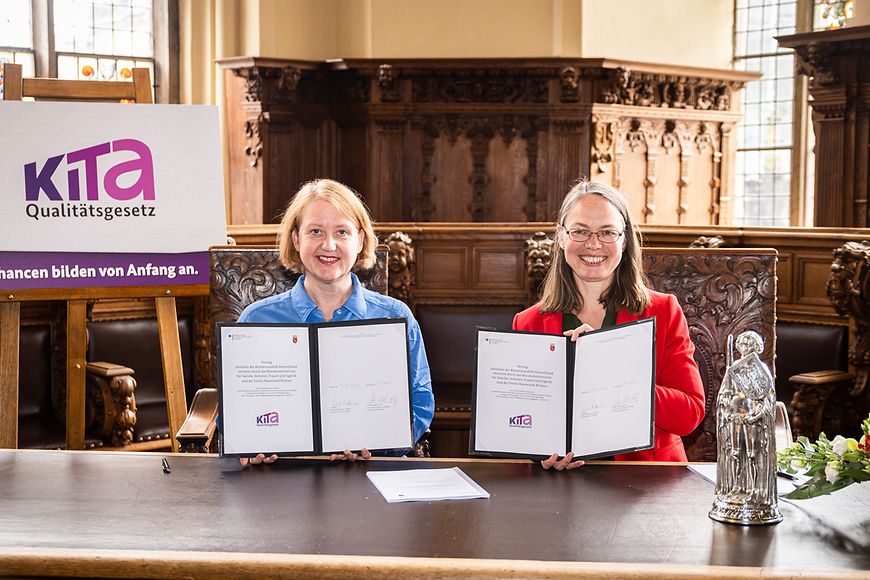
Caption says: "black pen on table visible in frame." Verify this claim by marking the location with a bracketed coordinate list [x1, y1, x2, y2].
[162, 457, 171, 474]
[776, 470, 797, 481]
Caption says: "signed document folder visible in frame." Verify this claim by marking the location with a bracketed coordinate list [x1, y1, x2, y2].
[470, 318, 656, 460]
[217, 318, 414, 458]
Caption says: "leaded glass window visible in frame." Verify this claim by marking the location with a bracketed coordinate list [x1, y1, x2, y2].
[0, 0, 36, 99]
[54, 0, 154, 84]
[733, 0, 798, 226]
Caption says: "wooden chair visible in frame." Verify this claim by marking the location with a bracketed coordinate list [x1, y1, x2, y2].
[0, 63, 189, 452]
[175, 245, 396, 453]
[789, 241, 870, 440]
[642, 248, 777, 462]
[524, 241, 778, 461]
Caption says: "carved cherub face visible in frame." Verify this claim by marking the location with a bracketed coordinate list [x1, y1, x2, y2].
[388, 240, 410, 273]
[527, 245, 551, 278]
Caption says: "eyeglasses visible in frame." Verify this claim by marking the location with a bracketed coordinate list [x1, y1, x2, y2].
[563, 227, 624, 244]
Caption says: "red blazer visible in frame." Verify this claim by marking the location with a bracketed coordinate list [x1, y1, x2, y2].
[512, 290, 705, 462]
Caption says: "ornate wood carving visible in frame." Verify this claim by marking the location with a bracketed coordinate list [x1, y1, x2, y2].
[689, 235, 726, 248]
[524, 232, 554, 303]
[796, 41, 838, 86]
[219, 57, 756, 226]
[411, 69, 548, 104]
[204, 247, 387, 385]
[377, 64, 400, 102]
[333, 73, 371, 104]
[827, 242, 870, 392]
[244, 113, 265, 168]
[788, 240, 870, 437]
[559, 66, 581, 103]
[385, 232, 415, 304]
[86, 365, 137, 447]
[643, 251, 777, 462]
[468, 123, 494, 221]
[239, 67, 264, 103]
[517, 238, 776, 461]
[601, 66, 735, 110]
[233, 65, 303, 104]
[592, 119, 615, 173]
[779, 26, 870, 227]
[277, 66, 301, 100]
[421, 114, 538, 221]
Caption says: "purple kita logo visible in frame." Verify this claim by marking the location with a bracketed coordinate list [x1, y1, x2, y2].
[24, 139, 154, 202]
[256, 411, 279, 426]
[508, 414, 532, 428]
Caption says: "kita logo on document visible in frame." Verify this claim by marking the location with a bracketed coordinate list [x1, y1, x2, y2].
[291, 335, 298, 344]
[549, 343, 555, 352]
[255, 411, 280, 426]
[508, 414, 533, 428]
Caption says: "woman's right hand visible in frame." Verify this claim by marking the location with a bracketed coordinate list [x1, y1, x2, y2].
[240, 453, 278, 467]
[541, 452, 585, 471]
[563, 323, 595, 342]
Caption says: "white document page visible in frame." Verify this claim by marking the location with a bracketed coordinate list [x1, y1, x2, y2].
[220, 326, 314, 455]
[571, 319, 655, 457]
[474, 330, 568, 456]
[687, 464, 811, 496]
[366, 467, 490, 503]
[317, 321, 413, 453]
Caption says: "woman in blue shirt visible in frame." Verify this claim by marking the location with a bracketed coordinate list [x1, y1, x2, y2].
[238, 179, 434, 466]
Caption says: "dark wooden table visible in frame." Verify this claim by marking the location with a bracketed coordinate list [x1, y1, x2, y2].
[0, 450, 868, 579]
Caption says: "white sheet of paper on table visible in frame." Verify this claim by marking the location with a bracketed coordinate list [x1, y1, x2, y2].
[366, 467, 490, 503]
[687, 463, 811, 496]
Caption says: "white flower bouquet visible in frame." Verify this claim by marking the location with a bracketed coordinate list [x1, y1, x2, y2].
[777, 413, 870, 499]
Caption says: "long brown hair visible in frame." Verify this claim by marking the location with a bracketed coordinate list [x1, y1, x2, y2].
[539, 179, 649, 314]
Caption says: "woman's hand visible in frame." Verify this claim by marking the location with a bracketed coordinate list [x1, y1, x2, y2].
[240, 453, 278, 467]
[329, 448, 372, 462]
[541, 452, 585, 471]
[563, 323, 595, 342]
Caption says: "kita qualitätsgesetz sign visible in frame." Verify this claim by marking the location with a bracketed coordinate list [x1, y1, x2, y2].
[0, 101, 226, 290]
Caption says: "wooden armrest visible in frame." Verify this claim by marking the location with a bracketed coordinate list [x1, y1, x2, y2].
[789, 369, 856, 439]
[175, 388, 218, 453]
[85, 362, 137, 447]
[86, 361, 135, 377]
[789, 369, 854, 385]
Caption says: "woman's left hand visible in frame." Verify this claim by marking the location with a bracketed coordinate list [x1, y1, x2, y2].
[541, 452, 585, 471]
[329, 448, 372, 462]
[563, 323, 595, 342]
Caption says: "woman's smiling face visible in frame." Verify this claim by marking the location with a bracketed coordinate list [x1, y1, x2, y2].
[559, 194, 626, 287]
[291, 199, 363, 286]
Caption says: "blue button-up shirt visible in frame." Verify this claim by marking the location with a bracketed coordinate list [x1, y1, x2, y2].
[238, 273, 434, 445]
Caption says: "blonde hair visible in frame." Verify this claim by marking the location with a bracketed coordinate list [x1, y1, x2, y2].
[278, 179, 378, 273]
[539, 179, 649, 315]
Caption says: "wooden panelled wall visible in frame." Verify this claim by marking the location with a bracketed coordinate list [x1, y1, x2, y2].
[220, 57, 758, 227]
[779, 25, 870, 227]
[229, 223, 861, 326]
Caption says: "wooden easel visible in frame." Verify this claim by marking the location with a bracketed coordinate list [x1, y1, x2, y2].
[0, 63, 200, 451]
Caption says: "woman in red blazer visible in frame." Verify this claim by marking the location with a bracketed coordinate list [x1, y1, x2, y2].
[513, 179, 705, 470]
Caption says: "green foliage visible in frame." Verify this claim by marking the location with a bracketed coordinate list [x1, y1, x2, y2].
[777, 412, 870, 500]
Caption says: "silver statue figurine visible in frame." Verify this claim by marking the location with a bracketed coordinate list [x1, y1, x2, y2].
[709, 331, 783, 525]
